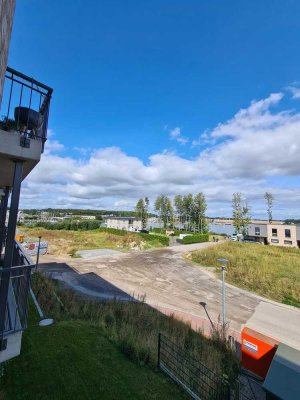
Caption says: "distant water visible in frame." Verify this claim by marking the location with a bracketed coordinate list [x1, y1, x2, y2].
[208, 223, 235, 236]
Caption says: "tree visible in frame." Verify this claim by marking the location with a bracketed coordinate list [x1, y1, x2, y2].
[232, 192, 251, 236]
[174, 195, 184, 229]
[183, 194, 193, 231]
[154, 195, 173, 228]
[135, 198, 148, 229]
[264, 192, 274, 223]
[192, 193, 208, 233]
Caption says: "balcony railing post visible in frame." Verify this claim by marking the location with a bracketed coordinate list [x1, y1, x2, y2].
[0, 187, 9, 258]
[0, 161, 24, 339]
[3, 161, 23, 268]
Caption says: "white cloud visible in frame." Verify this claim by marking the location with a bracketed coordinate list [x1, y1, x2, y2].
[169, 127, 189, 144]
[43, 139, 64, 155]
[20, 93, 300, 218]
[286, 86, 300, 99]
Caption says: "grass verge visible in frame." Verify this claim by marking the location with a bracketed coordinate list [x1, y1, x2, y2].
[189, 242, 300, 307]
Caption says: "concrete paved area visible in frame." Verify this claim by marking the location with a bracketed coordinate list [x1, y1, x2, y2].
[76, 249, 124, 259]
[39, 242, 300, 349]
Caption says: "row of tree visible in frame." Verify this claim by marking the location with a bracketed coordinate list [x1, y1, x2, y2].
[135, 191, 275, 235]
[135, 193, 208, 232]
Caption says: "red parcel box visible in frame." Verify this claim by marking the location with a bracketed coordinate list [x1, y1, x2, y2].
[241, 327, 279, 379]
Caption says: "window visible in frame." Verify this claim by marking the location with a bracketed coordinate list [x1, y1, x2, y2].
[271, 239, 279, 243]
[284, 240, 293, 245]
[272, 229, 277, 237]
[255, 227, 260, 235]
[285, 229, 291, 238]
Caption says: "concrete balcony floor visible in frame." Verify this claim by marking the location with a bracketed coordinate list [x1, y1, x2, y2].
[0, 128, 42, 186]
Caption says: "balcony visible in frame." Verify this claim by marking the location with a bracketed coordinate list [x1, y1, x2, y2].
[0, 67, 53, 187]
[0, 241, 34, 362]
[0, 67, 52, 363]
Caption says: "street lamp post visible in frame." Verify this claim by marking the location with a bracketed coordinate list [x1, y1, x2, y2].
[217, 258, 229, 334]
[35, 236, 42, 271]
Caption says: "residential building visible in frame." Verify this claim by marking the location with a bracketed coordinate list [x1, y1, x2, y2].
[0, 0, 53, 362]
[105, 216, 142, 231]
[247, 222, 300, 248]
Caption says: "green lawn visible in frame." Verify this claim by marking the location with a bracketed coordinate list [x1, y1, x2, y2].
[189, 242, 300, 307]
[1, 310, 188, 400]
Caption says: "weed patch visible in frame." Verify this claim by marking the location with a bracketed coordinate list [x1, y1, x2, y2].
[191, 242, 300, 306]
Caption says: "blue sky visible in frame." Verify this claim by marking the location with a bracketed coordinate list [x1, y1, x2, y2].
[7, 1, 300, 217]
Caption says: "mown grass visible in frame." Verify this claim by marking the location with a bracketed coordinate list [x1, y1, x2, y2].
[18, 227, 165, 255]
[0, 306, 189, 400]
[190, 242, 300, 307]
[30, 273, 239, 380]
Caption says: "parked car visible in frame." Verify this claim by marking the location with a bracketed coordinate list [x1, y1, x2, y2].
[230, 233, 243, 241]
[139, 229, 149, 234]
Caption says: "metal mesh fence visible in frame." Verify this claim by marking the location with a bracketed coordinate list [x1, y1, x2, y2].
[158, 333, 231, 400]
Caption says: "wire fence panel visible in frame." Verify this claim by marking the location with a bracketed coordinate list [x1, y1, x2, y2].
[158, 333, 231, 400]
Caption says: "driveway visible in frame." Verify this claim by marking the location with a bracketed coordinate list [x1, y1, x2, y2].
[39, 242, 300, 349]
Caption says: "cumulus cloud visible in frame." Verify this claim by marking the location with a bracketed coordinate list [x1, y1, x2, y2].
[21, 93, 300, 217]
[169, 127, 189, 144]
[286, 86, 300, 99]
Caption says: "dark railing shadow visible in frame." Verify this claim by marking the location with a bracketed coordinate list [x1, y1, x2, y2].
[38, 261, 136, 302]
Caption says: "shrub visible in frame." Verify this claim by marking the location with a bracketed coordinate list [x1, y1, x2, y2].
[138, 233, 169, 246]
[182, 234, 209, 244]
[30, 221, 100, 231]
[151, 227, 165, 234]
[98, 227, 128, 236]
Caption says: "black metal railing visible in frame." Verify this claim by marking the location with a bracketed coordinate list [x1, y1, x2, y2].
[1, 264, 34, 334]
[0, 241, 34, 336]
[158, 333, 231, 400]
[0, 67, 53, 152]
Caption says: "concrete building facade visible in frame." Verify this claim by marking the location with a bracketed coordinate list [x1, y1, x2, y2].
[105, 217, 142, 232]
[247, 222, 300, 248]
[0, 0, 16, 106]
[266, 223, 298, 248]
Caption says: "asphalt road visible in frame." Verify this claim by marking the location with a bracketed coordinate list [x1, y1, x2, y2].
[39, 242, 300, 349]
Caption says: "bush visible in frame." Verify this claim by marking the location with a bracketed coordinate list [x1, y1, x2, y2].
[29, 221, 100, 231]
[98, 227, 128, 236]
[182, 234, 209, 244]
[98, 228, 169, 246]
[138, 233, 169, 246]
[151, 227, 165, 234]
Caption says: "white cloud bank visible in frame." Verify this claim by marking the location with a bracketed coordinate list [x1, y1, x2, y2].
[21, 92, 300, 218]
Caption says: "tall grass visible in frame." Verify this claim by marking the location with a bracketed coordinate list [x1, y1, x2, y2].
[190, 242, 300, 307]
[31, 273, 239, 382]
[19, 227, 165, 255]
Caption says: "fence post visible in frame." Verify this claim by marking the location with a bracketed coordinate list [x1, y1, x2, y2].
[157, 333, 161, 369]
